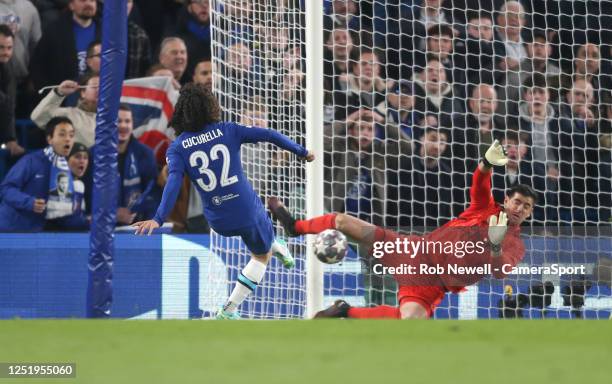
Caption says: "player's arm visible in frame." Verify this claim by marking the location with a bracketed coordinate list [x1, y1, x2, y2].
[469, 140, 508, 210]
[237, 125, 314, 161]
[133, 145, 184, 235]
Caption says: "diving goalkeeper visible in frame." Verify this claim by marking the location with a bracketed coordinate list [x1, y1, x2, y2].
[269, 140, 537, 319]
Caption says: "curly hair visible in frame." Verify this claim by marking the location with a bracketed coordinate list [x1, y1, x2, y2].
[171, 83, 222, 135]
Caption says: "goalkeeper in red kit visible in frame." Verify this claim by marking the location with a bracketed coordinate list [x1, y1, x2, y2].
[268, 140, 538, 319]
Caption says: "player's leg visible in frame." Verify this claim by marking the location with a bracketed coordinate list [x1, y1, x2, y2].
[218, 251, 271, 319]
[217, 218, 275, 319]
[396, 286, 445, 319]
[268, 197, 379, 245]
[314, 300, 400, 319]
[314, 286, 441, 319]
[398, 302, 429, 319]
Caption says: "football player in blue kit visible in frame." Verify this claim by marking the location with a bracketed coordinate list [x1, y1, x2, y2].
[134, 83, 314, 319]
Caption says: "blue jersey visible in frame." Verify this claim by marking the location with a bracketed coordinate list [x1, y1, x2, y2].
[153, 122, 307, 231]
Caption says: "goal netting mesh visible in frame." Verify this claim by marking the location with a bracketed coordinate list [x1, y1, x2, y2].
[210, 0, 612, 319]
[210, 0, 308, 318]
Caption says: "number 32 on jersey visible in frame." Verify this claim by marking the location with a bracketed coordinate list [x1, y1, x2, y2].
[189, 144, 238, 192]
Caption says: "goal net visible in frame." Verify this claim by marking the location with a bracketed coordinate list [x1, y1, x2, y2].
[210, 0, 612, 319]
[209, 0, 308, 318]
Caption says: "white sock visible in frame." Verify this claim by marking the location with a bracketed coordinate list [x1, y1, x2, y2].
[224, 258, 267, 313]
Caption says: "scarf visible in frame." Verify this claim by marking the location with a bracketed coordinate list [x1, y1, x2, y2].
[44, 146, 74, 219]
[122, 149, 142, 209]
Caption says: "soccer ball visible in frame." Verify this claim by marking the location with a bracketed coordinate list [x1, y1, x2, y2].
[314, 229, 348, 264]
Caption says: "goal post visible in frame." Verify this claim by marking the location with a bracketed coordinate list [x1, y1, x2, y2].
[210, 0, 322, 318]
[304, 0, 325, 319]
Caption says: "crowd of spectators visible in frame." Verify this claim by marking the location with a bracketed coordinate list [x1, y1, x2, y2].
[320, 0, 611, 229]
[0, 0, 610, 234]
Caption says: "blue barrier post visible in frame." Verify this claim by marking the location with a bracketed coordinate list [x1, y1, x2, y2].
[87, 0, 127, 318]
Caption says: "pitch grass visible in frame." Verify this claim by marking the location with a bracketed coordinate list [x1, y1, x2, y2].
[0, 320, 610, 384]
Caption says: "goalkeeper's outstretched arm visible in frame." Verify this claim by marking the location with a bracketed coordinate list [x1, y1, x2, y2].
[469, 140, 508, 210]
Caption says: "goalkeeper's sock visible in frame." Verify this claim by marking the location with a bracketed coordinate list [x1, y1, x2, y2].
[347, 305, 400, 319]
[224, 258, 267, 313]
[295, 213, 337, 234]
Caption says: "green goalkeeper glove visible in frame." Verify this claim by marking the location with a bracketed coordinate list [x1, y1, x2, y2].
[488, 211, 508, 253]
[482, 139, 508, 167]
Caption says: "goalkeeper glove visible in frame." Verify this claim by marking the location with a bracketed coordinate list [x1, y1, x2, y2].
[482, 139, 508, 167]
[488, 211, 508, 253]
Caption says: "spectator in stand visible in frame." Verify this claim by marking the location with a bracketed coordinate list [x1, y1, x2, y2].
[45, 141, 89, 231]
[408, 0, 455, 46]
[218, 40, 259, 120]
[517, 73, 562, 223]
[494, 1, 526, 74]
[464, 11, 495, 85]
[499, 28, 562, 117]
[67, 141, 87, 179]
[324, 28, 354, 89]
[30, 0, 68, 31]
[272, 68, 305, 130]
[324, 108, 404, 227]
[85, 104, 158, 226]
[324, 0, 368, 32]
[412, 54, 465, 130]
[493, 1, 527, 117]
[31, 72, 98, 147]
[518, 73, 559, 169]
[192, 58, 212, 89]
[456, 84, 503, 170]
[558, 76, 599, 223]
[335, 48, 392, 121]
[30, 0, 100, 91]
[390, 126, 453, 229]
[520, 29, 561, 102]
[166, 0, 210, 80]
[0, 116, 74, 232]
[374, 79, 417, 143]
[84, 39, 100, 74]
[147, 62, 181, 90]
[595, 93, 612, 223]
[571, 43, 612, 106]
[126, 0, 152, 79]
[323, 27, 355, 123]
[0, 0, 41, 81]
[157, 36, 188, 85]
[0, 25, 24, 157]
[422, 23, 466, 89]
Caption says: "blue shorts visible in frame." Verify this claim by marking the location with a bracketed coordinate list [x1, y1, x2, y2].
[215, 215, 275, 255]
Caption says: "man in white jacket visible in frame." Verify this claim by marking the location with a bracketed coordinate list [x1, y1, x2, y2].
[31, 73, 98, 147]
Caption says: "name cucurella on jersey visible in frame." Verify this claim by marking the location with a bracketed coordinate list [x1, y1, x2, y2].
[182, 128, 224, 149]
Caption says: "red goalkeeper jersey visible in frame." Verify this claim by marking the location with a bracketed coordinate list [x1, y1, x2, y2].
[383, 167, 525, 292]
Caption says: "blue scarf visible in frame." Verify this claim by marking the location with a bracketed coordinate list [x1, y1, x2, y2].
[44, 146, 74, 219]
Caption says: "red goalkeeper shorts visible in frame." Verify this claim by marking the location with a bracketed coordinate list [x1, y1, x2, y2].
[373, 227, 447, 317]
[397, 285, 446, 318]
